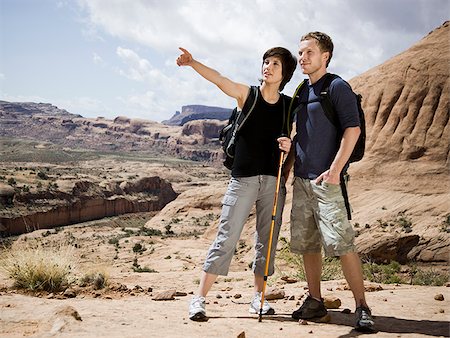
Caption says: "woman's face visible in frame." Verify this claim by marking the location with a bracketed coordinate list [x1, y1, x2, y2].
[262, 56, 283, 86]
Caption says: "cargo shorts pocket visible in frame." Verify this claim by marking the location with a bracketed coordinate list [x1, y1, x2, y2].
[221, 195, 237, 206]
[221, 194, 237, 218]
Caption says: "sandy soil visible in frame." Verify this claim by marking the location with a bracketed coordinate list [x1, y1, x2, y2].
[0, 158, 449, 338]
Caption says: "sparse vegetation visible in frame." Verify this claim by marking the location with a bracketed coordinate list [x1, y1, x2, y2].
[80, 271, 108, 289]
[277, 237, 448, 286]
[132, 242, 146, 254]
[363, 261, 403, 284]
[132, 257, 157, 273]
[440, 214, 450, 232]
[0, 245, 77, 292]
[37, 171, 49, 180]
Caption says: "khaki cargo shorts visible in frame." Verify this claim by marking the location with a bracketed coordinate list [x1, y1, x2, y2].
[290, 177, 355, 256]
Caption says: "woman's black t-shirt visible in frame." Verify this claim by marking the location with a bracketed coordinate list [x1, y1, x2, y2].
[231, 87, 290, 177]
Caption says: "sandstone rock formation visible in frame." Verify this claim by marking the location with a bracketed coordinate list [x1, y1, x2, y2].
[0, 177, 178, 236]
[163, 104, 232, 126]
[350, 21, 449, 165]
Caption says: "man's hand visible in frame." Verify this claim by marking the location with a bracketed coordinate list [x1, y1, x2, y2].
[314, 169, 340, 185]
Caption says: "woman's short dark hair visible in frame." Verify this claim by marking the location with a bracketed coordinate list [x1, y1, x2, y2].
[300, 32, 334, 67]
[262, 47, 297, 91]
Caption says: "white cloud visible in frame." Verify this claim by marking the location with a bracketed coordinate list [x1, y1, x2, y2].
[92, 52, 104, 65]
[73, 0, 448, 121]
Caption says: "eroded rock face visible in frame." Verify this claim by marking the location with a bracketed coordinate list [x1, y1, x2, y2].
[0, 177, 178, 236]
[181, 119, 226, 139]
[350, 21, 449, 165]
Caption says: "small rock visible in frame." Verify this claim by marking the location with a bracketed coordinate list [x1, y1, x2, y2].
[289, 295, 295, 300]
[147, 287, 153, 292]
[434, 294, 444, 301]
[323, 296, 341, 309]
[237, 331, 246, 338]
[341, 308, 351, 314]
[63, 288, 77, 298]
[281, 276, 298, 284]
[216, 294, 222, 299]
[365, 283, 383, 292]
[175, 291, 187, 297]
[153, 289, 176, 301]
[299, 319, 308, 325]
[265, 288, 285, 300]
[104, 296, 112, 300]
[439, 309, 445, 313]
[55, 306, 82, 321]
[234, 294, 242, 299]
[133, 285, 144, 292]
[47, 293, 55, 299]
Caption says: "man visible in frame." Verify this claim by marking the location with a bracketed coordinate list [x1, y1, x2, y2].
[283, 32, 375, 332]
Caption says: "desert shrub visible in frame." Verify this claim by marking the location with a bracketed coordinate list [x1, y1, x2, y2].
[408, 265, 448, 286]
[0, 246, 76, 292]
[108, 237, 120, 246]
[321, 257, 344, 281]
[132, 243, 146, 253]
[363, 261, 403, 284]
[132, 257, 157, 273]
[164, 224, 174, 235]
[441, 214, 450, 232]
[137, 226, 162, 237]
[7, 178, 16, 186]
[80, 271, 108, 289]
[36, 171, 48, 180]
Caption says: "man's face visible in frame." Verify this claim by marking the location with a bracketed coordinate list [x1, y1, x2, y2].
[298, 39, 328, 75]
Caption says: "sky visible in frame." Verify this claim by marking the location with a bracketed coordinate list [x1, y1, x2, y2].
[0, 0, 448, 122]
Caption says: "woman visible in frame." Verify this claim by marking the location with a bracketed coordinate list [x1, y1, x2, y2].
[176, 46, 296, 321]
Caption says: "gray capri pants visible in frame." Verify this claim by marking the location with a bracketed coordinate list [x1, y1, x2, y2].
[203, 175, 286, 276]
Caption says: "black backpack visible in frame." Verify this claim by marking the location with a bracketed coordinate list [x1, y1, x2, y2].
[219, 86, 259, 169]
[290, 73, 366, 164]
[289, 73, 366, 220]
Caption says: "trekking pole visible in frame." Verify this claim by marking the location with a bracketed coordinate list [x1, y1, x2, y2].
[259, 151, 285, 322]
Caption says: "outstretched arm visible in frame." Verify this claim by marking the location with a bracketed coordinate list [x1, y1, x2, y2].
[176, 47, 249, 108]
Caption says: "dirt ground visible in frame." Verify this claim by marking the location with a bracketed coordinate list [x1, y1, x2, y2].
[0, 157, 449, 338]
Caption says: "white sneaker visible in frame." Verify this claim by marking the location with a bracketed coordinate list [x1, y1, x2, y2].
[249, 292, 275, 315]
[189, 295, 207, 321]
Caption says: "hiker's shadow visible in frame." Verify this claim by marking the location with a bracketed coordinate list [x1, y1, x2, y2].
[208, 311, 449, 337]
[327, 311, 449, 337]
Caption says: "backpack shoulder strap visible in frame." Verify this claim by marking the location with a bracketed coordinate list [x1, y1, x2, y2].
[287, 79, 308, 135]
[320, 73, 340, 128]
[236, 85, 259, 132]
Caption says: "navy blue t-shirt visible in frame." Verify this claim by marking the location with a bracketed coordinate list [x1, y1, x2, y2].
[294, 74, 360, 179]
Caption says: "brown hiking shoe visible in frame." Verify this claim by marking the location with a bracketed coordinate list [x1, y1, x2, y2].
[292, 295, 328, 320]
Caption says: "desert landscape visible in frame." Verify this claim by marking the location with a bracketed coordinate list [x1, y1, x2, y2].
[0, 22, 449, 338]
